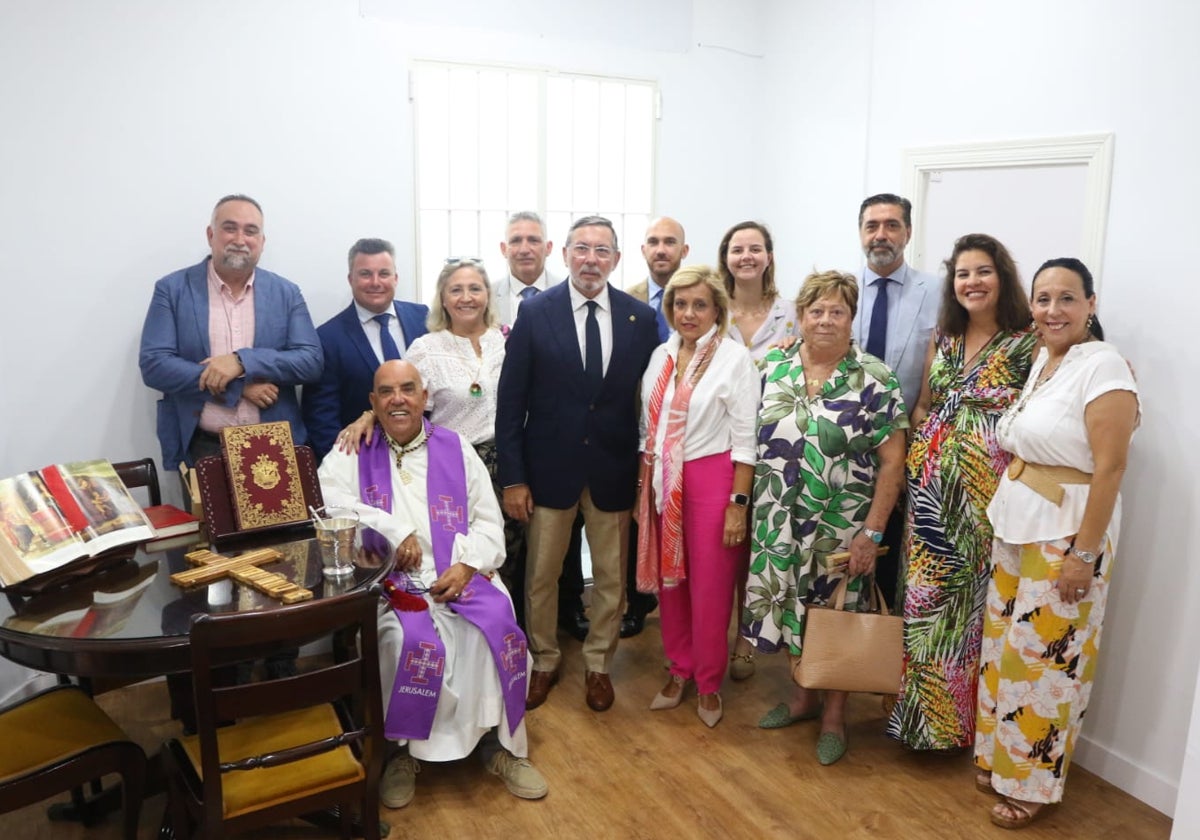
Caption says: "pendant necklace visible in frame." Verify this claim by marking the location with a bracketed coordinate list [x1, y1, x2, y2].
[456, 333, 486, 398]
[388, 429, 427, 485]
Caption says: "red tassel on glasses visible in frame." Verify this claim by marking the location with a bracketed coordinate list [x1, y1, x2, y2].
[382, 577, 428, 611]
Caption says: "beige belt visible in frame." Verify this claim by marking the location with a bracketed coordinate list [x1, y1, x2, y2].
[1007, 456, 1091, 506]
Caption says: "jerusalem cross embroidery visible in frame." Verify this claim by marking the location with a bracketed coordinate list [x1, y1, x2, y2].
[500, 632, 527, 674]
[403, 641, 445, 685]
[363, 483, 390, 511]
[431, 495, 464, 531]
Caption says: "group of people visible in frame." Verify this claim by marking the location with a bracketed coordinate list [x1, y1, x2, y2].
[138, 192, 1139, 830]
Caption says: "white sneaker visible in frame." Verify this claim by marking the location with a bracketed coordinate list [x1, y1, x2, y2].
[381, 753, 420, 809]
[485, 749, 548, 800]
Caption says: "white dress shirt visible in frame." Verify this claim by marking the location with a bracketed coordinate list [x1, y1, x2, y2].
[567, 281, 613, 376]
[355, 301, 408, 362]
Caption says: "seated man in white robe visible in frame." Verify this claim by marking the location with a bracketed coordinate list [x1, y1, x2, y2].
[318, 360, 547, 808]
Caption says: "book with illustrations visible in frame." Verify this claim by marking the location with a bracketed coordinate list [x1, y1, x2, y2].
[0, 460, 154, 587]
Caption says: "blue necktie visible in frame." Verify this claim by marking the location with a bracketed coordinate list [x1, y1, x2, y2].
[520, 286, 538, 302]
[650, 286, 669, 342]
[585, 300, 603, 392]
[374, 313, 402, 361]
[866, 277, 889, 359]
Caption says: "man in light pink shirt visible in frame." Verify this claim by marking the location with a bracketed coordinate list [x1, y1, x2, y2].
[139, 194, 323, 472]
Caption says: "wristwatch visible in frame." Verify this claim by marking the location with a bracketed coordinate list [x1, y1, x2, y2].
[1070, 547, 1098, 565]
[862, 527, 884, 544]
[729, 493, 750, 506]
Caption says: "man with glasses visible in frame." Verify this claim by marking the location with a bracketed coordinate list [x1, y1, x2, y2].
[302, 237, 428, 460]
[496, 216, 659, 712]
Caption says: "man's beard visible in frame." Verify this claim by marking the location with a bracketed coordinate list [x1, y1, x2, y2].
[221, 249, 254, 270]
[865, 242, 899, 271]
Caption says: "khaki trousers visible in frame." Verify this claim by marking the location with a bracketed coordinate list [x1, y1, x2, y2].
[525, 487, 629, 674]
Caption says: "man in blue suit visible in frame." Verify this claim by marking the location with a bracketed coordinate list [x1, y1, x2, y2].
[496, 216, 659, 713]
[302, 238, 428, 460]
[139, 194, 323, 472]
[853, 193, 940, 606]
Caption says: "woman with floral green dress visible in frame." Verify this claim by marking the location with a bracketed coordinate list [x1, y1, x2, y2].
[743, 270, 908, 765]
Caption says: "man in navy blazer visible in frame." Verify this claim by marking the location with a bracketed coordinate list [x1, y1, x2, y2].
[496, 216, 659, 712]
[139, 195, 323, 472]
[302, 238, 428, 460]
[853, 193, 940, 605]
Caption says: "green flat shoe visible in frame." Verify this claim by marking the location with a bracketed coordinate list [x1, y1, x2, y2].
[757, 702, 822, 729]
[816, 730, 847, 765]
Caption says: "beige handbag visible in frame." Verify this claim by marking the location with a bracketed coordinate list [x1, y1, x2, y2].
[794, 575, 903, 695]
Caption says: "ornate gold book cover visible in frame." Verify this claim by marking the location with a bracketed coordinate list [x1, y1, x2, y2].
[219, 422, 308, 531]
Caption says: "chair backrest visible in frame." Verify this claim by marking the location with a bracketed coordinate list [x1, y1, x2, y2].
[112, 457, 162, 507]
[186, 586, 383, 829]
[194, 444, 322, 545]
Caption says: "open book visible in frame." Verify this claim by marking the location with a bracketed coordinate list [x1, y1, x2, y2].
[0, 460, 154, 587]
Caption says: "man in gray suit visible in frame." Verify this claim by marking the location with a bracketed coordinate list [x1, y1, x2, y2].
[493, 211, 559, 328]
[854, 193, 939, 605]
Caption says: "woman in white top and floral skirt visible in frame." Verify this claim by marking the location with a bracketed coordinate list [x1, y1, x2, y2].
[636, 266, 759, 727]
[974, 257, 1139, 829]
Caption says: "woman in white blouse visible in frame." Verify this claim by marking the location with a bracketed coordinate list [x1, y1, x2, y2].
[635, 266, 759, 727]
[717, 220, 800, 680]
[974, 257, 1139, 829]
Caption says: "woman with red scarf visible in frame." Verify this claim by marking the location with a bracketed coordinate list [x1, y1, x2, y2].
[636, 265, 759, 728]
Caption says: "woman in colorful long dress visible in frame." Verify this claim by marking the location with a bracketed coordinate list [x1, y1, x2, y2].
[974, 257, 1139, 829]
[887, 234, 1036, 750]
[743, 270, 908, 765]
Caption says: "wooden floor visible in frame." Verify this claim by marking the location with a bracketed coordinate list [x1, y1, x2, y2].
[1, 612, 1172, 839]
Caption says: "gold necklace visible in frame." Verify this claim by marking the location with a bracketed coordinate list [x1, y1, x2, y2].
[387, 428, 427, 485]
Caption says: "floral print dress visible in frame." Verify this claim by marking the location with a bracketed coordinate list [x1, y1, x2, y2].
[742, 342, 908, 656]
[886, 326, 1036, 749]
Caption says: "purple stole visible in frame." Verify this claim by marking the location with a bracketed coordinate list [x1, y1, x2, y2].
[358, 421, 527, 740]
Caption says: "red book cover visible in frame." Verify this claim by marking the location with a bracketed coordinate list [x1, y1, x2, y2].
[143, 504, 200, 538]
[220, 422, 308, 532]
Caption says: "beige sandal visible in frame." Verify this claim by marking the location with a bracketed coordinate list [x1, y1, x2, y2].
[990, 798, 1046, 829]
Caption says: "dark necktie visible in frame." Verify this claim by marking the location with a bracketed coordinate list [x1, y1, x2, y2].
[585, 300, 603, 392]
[866, 277, 889, 359]
[374, 313, 402, 361]
[520, 286, 538, 302]
[650, 286, 669, 342]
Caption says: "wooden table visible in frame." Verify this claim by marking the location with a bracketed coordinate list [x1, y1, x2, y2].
[0, 534, 392, 836]
[0, 534, 390, 681]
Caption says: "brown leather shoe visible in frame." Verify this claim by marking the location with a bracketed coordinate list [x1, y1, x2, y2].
[525, 668, 560, 710]
[585, 670, 614, 712]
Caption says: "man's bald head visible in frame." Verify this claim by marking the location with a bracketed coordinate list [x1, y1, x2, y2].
[370, 360, 428, 444]
[641, 217, 689, 288]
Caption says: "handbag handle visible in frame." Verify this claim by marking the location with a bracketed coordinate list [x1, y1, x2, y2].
[825, 545, 890, 614]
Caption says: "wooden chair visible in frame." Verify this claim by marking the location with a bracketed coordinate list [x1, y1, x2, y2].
[112, 457, 162, 507]
[0, 684, 146, 840]
[161, 586, 384, 839]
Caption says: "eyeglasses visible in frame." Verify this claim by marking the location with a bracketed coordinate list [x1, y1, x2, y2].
[569, 243, 615, 259]
[394, 573, 430, 595]
[444, 256, 485, 266]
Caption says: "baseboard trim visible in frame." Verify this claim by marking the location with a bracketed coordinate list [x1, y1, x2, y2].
[1075, 733, 1177, 816]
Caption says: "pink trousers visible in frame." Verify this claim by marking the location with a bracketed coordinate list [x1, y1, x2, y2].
[658, 451, 747, 695]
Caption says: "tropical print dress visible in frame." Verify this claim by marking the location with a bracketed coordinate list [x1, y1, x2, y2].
[886, 326, 1036, 749]
[742, 342, 908, 656]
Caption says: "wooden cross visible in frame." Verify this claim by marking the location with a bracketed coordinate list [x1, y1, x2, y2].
[170, 547, 314, 604]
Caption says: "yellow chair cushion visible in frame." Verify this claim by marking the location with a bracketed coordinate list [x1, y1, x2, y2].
[0, 688, 129, 781]
[179, 704, 364, 819]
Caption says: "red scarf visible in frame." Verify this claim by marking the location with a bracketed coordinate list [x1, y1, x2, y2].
[637, 331, 719, 591]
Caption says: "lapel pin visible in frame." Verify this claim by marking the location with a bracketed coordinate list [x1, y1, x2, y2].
[629, 315, 636, 322]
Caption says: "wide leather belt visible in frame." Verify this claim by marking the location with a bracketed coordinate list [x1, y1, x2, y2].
[1007, 456, 1091, 506]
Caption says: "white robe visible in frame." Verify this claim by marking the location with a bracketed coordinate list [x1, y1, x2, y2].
[318, 431, 529, 760]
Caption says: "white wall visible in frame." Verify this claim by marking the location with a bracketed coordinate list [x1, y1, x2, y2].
[2, 0, 1196, 820]
[759, 0, 1200, 817]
